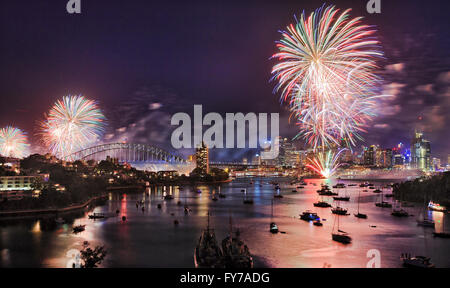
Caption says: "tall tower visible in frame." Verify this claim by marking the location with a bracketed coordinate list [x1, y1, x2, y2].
[411, 131, 431, 171]
[195, 141, 209, 175]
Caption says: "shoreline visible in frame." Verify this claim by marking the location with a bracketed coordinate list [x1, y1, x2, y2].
[0, 194, 107, 219]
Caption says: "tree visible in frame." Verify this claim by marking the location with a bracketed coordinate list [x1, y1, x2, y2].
[80, 241, 107, 268]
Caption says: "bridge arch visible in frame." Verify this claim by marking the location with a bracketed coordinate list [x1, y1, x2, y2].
[64, 143, 186, 163]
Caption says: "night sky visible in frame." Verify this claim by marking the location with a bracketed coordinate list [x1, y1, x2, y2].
[1, 0, 449, 161]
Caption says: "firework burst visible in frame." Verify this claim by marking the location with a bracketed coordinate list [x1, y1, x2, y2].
[40, 95, 106, 159]
[0, 126, 30, 158]
[272, 5, 383, 149]
[306, 149, 346, 178]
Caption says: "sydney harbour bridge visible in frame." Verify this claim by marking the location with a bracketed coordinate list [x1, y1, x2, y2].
[64, 142, 261, 173]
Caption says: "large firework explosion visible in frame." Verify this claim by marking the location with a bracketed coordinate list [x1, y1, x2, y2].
[40, 95, 106, 159]
[0, 126, 30, 158]
[272, 5, 383, 177]
[272, 4, 383, 149]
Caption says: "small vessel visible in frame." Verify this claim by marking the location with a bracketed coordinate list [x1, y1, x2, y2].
[212, 196, 218, 201]
[332, 214, 351, 244]
[313, 220, 323, 226]
[354, 191, 368, 219]
[331, 206, 348, 216]
[375, 201, 392, 208]
[218, 187, 226, 198]
[88, 213, 106, 219]
[401, 254, 434, 268]
[300, 210, 320, 221]
[243, 189, 253, 204]
[373, 189, 382, 193]
[72, 224, 86, 234]
[333, 183, 345, 189]
[348, 184, 357, 187]
[221, 225, 253, 268]
[164, 194, 174, 200]
[297, 186, 304, 189]
[292, 189, 297, 193]
[375, 192, 392, 208]
[428, 201, 446, 212]
[194, 212, 223, 268]
[384, 194, 394, 198]
[417, 219, 435, 227]
[314, 200, 332, 208]
[333, 196, 350, 201]
[157, 203, 162, 209]
[269, 200, 279, 234]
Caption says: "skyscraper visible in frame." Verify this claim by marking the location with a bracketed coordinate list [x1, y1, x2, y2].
[195, 141, 209, 175]
[410, 131, 431, 171]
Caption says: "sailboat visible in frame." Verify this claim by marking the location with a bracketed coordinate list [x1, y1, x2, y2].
[331, 201, 349, 215]
[392, 191, 409, 217]
[218, 186, 226, 198]
[354, 190, 367, 219]
[332, 213, 352, 244]
[314, 196, 332, 208]
[194, 211, 223, 268]
[269, 199, 279, 234]
[274, 187, 283, 198]
[221, 214, 254, 268]
[333, 188, 350, 201]
[243, 188, 253, 204]
[375, 190, 392, 208]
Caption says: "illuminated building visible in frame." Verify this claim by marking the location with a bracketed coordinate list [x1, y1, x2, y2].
[195, 141, 209, 175]
[410, 131, 431, 171]
[0, 174, 49, 200]
[432, 158, 441, 171]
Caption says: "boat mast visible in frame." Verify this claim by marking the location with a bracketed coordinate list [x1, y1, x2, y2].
[357, 190, 361, 214]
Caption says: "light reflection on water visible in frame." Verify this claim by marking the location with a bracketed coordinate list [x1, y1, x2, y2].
[0, 177, 449, 268]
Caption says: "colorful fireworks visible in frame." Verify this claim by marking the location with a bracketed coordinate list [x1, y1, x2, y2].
[0, 126, 30, 158]
[40, 95, 106, 159]
[306, 149, 346, 178]
[271, 5, 383, 149]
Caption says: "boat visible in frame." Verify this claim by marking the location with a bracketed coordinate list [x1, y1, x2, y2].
[72, 224, 86, 234]
[333, 183, 345, 189]
[243, 189, 253, 204]
[373, 189, 382, 193]
[391, 208, 409, 217]
[354, 191, 368, 219]
[332, 213, 351, 244]
[417, 219, 435, 227]
[348, 184, 357, 187]
[318, 190, 338, 196]
[212, 196, 218, 201]
[221, 216, 253, 268]
[333, 196, 350, 201]
[218, 186, 226, 198]
[269, 199, 279, 234]
[375, 201, 392, 208]
[384, 194, 394, 198]
[314, 201, 332, 208]
[297, 186, 304, 189]
[164, 194, 173, 200]
[194, 212, 224, 268]
[331, 206, 348, 215]
[292, 189, 297, 193]
[428, 201, 446, 212]
[401, 254, 434, 268]
[300, 210, 320, 221]
[88, 212, 106, 219]
[274, 188, 283, 198]
[313, 220, 323, 226]
[375, 192, 392, 208]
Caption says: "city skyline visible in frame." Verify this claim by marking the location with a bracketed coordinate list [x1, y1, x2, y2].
[1, 0, 450, 161]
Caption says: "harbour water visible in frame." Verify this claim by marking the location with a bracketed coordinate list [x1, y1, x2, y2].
[1, 177, 449, 268]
